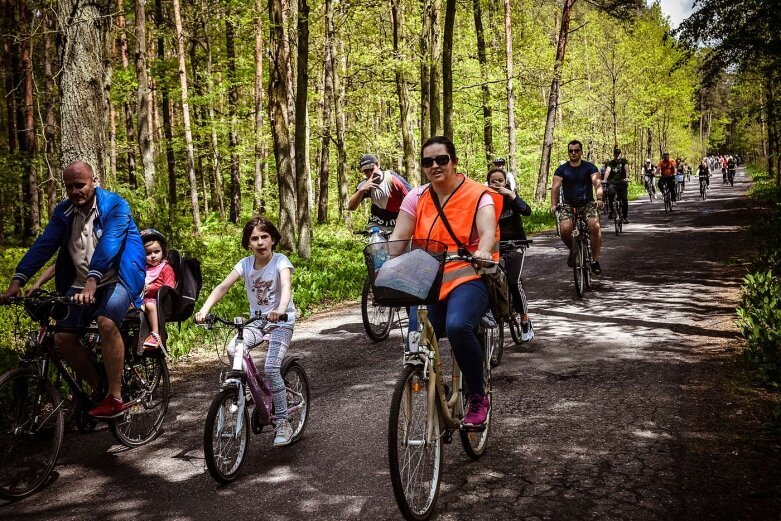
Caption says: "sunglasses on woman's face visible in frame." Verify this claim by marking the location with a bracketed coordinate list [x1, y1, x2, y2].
[421, 155, 451, 168]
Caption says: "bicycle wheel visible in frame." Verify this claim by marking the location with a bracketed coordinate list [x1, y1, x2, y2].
[490, 317, 505, 367]
[460, 325, 494, 459]
[204, 387, 251, 484]
[0, 367, 64, 500]
[282, 359, 310, 444]
[361, 278, 393, 342]
[664, 193, 671, 213]
[507, 310, 523, 346]
[110, 353, 170, 447]
[388, 365, 443, 521]
[614, 210, 621, 236]
[573, 241, 585, 298]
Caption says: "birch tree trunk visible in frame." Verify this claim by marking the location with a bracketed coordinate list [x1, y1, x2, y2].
[57, 0, 111, 178]
[503, 0, 517, 177]
[473, 0, 493, 164]
[205, 29, 225, 217]
[390, 0, 415, 181]
[269, 0, 296, 249]
[254, 0, 266, 214]
[317, 0, 335, 223]
[172, 0, 201, 232]
[535, 0, 574, 202]
[135, 0, 155, 196]
[294, 0, 311, 258]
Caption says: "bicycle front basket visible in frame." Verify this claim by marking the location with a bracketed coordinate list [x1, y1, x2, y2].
[363, 239, 447, 306]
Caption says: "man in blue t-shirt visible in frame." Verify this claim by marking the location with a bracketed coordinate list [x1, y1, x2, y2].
[549, 139, 604, 275]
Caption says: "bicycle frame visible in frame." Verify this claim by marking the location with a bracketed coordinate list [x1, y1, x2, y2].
[404, 308, 466, 444]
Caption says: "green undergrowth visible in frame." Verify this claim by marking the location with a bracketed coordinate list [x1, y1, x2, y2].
[736, 166, 781, 388]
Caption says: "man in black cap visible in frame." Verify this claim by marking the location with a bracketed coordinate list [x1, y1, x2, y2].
[347, 153, 411, 231]
[604, 147, 630, 223]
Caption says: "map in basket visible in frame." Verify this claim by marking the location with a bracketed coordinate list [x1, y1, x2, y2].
[374, 248, 440, 299]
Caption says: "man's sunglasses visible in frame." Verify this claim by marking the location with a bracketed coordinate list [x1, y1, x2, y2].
[568, 148, 582, 154]
[421, 155, 451, 168]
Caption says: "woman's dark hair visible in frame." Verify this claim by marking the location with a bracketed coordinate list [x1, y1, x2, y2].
[421, 135, 457, 161]
[241, 216, 282, 250]
[486, 167, 508, 187]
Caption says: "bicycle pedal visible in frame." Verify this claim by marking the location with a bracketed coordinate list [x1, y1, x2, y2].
[443, 429, 454, 444]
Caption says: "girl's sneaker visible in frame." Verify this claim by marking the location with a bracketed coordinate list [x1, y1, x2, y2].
[143, 331, 162, 351]
[273, 419, 293, 447]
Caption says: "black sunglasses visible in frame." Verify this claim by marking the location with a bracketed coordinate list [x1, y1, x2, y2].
[568, 148, 582, 154]
[421, 155, 451, 168]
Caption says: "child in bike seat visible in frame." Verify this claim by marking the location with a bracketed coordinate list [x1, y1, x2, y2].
[194, 216, 297, 447]
[140, 229, 176, 350]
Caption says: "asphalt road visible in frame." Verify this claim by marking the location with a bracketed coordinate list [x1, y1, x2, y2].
[3, 167, 780, 520]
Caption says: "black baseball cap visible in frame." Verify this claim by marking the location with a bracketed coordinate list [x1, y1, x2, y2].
[359, 154, 378, 169]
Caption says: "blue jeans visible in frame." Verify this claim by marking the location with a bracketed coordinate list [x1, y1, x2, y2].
[58, 282, 133, 330]
[408, 279, 489, 396]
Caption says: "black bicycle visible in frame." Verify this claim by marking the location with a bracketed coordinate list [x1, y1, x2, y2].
[565, 206, 593, 298]
[0, 291, 170, 500]
[699, 175, 709, 200]
[494, 240, 533, 365]
[604, 180, 627, 236]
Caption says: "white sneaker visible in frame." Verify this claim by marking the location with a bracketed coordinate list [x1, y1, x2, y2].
[273, 419, 293, 447]
[521, 321, 534, 342]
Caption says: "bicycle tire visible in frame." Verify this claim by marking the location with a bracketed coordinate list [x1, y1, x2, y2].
[614, 213, 620, 236]
[507, 311, 523, 346]
[110, 353, 170, 447]
[388, 365, 443, 521]
[574, 241, 585, 298]
[460, 324, 494, 459]
[281, 359, 310, 444]
[361, 278, 393, 342]
[204, 386, 251, 484]
[0, 367, 64, 501]
[490, 317, 505, 367]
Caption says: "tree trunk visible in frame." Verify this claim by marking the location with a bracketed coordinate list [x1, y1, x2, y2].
[535, 0, 574, 202]
[226, 6, 241, 223]
[269, 0, 296, 249]
[333, 39, 349, 221]
[317, 0, 335, 223]
[254, 0, 266, 214]
[473, 0, 492, 165]
[116, 0, 137, 188]
[420, 0, 434, 155]
[204, 29, 225, 217]
[429, 0, 442, 137]
[172, 0, 201, 232]
[503, 0, 517, 179]
[155, 0, 177, 221]
[19, 0, 39, 237]
[58, 0, 111, 178]
[391, 0, 415, 182]
[43, 7, 60, 217]
[135, 0, 156, 196]
[282, 0, 296, 172]
[442, 0, 455, 140]
[294, 0, 311, 258]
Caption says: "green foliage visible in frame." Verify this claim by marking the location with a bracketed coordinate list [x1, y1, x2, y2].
[736, 169, 781, 386]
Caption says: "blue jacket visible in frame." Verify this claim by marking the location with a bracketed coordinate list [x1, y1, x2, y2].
[13, 187, 146, 308]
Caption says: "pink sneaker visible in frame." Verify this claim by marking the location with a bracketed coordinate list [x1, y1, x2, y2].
[462, 393, 490, 427]
[89, 395, 127, 419]
[143, 331, 162, 351]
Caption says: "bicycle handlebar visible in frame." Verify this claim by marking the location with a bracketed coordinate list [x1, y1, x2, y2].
[0, 291, 76, 307]
[200, 312, 288, 329]
[353, 229, 392, 238]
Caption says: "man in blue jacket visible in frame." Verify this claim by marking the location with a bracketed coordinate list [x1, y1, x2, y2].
[1, 161, 145, 418]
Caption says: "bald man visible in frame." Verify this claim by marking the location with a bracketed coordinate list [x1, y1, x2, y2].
[1, 161, 146, 418]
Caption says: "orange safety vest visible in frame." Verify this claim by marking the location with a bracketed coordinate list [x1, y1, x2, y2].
[414, 174, 501, 300]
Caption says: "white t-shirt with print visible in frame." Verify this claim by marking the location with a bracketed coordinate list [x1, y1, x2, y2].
[233, 253, 296, 326]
